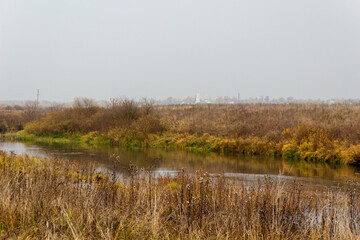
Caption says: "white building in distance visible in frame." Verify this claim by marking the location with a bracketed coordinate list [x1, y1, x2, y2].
[195, 93, 201, 104]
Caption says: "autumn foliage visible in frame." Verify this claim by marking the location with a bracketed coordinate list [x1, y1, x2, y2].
[3, 100, 360, 164]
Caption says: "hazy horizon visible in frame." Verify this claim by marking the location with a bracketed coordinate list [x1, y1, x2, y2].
[1, 0, 359, 102]
[0, 94, 359, 105]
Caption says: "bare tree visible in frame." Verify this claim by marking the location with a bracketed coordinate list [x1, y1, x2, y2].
[140, 98, 155, 116]
[73, 98, 97, 109]
[22, 102, 37, 122]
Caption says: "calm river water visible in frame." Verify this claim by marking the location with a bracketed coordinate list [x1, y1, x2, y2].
[1, 141, 360, 188]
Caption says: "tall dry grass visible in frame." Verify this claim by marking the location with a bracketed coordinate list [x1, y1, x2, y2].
[0, 151, 359, 239]
[16, 103, 360, 146]
[17, 103, 359, 142]
[157, 104, 360, 144]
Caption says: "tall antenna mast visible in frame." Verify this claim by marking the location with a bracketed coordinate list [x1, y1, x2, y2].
[35, 89, 40, 110]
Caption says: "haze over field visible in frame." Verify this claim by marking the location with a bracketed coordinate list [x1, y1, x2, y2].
[1, 0, 359, 101]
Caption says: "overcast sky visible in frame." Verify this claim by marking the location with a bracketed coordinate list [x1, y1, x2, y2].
[0, 0, 359, 102]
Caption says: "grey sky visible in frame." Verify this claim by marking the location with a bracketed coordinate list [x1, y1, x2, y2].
[1, 0, 359, 102]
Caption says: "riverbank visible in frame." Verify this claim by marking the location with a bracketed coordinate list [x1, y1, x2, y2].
[3, 103, 360, 164]
[0, 151, 359, 239]
[12, 127, 360, 165]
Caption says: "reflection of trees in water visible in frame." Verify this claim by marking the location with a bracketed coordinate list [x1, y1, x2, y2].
[61, 147, 360, 181]
[5, 141, 360, 181]
[94, 148, 288, 176]
[283, 159, 359, 180]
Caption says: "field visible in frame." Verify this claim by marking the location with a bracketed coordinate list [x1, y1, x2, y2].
[0, 151, 359, 239]
[1, 101, 360, 163]
[156, 104, 360, 143]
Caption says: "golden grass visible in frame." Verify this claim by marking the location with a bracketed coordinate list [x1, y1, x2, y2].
[156, 104, 360, 144]
[0, 151, 359, 239]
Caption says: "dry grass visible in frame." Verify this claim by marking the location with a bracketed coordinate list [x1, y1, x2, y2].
[2, 103, 360, 163]
[15, 103, 360, 145]
[157, 104, 360, 144]
[0, 151, 359, 239]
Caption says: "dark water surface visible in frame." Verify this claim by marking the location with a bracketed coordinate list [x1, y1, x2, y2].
[1, 141, 360, 187]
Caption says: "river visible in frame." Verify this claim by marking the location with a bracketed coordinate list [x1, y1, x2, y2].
[1, 141, 360, 188]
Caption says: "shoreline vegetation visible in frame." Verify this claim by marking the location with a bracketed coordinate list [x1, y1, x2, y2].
[1, 151, 360, 239]
[7, 130, 360, 165]
[1, 99, 360, 164]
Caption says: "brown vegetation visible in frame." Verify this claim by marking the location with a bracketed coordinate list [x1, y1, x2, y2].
[3, 100, 360, 163]
[155, 104, 360, 163]
[157, 104, 360, 144]
[0, 152, 359, 239]
[0, 110, 25, 133]
[24, 98, 161, 136]
[0, 102, 47, 133]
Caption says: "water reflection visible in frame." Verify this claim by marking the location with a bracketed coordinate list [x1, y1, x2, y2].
[0, 141, 359, 184]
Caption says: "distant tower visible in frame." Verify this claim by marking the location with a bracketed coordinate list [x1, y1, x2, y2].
[35, 89, 40, 110]
[195, 92, 201, 104]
